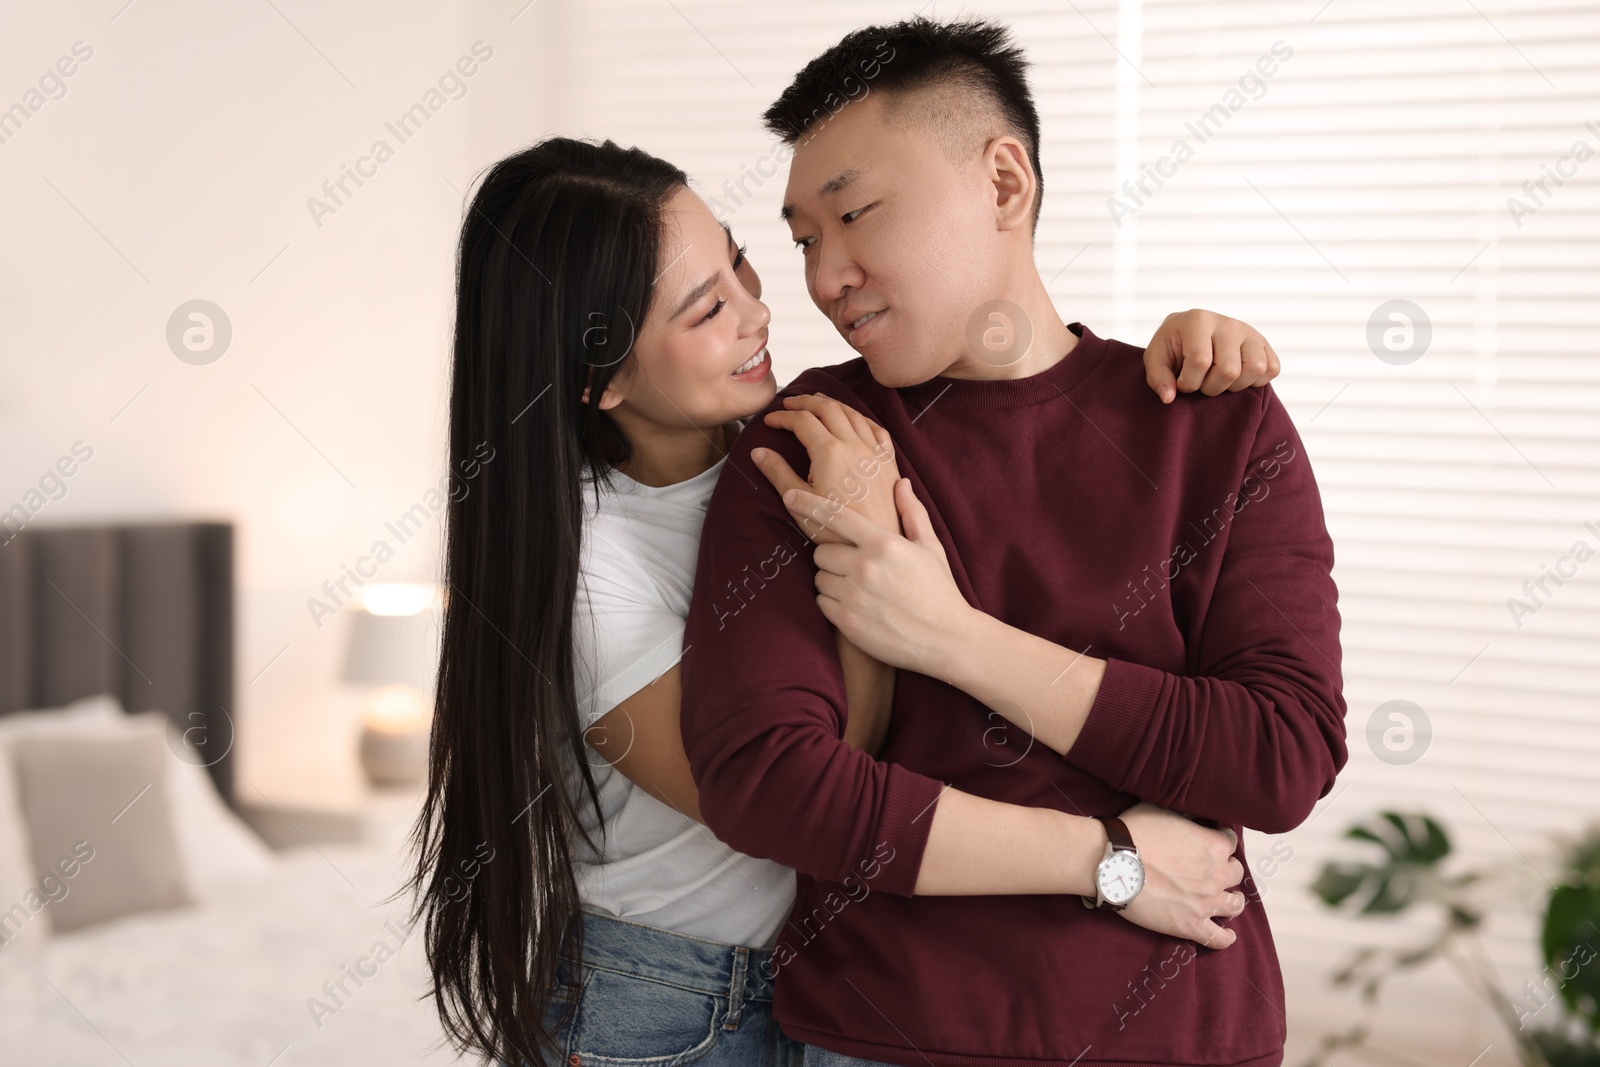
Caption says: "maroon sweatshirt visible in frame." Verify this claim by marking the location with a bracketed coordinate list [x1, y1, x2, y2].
[680, 323, 1347, 1067]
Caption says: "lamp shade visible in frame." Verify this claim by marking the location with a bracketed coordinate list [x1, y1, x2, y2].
[341, 588, 440, 692]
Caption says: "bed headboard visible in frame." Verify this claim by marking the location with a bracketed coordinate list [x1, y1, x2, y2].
[0, 522, 235, 804]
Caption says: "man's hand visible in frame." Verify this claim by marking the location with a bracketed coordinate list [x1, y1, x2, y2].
[1144, 309, 1280, 404]
[1116, 802, 1248, 949]
[774, 478, 974, 675]
[752, 393, 902, 542]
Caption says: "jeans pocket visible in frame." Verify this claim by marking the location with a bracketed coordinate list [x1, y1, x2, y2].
[542, 979, 580, 1052]
[496, 979, 580, 1067]
[569, 967, 722, 1066]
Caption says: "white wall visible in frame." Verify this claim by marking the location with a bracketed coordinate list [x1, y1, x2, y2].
[0, 0, 563, 797]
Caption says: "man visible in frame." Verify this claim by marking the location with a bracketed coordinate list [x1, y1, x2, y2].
[680, 16, 1345, 1067]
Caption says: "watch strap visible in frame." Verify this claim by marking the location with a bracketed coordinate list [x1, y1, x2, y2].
[1100, 815, 1136, 854]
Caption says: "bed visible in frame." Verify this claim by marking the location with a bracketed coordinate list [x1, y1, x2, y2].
[0, 523, 460, 1066]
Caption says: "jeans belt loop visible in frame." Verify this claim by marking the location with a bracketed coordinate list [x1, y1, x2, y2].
[723, 946, 748, 1030]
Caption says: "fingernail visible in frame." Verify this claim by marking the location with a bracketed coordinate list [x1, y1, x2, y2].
[783, 488, 797, 505]
[751, 448, 767, 461]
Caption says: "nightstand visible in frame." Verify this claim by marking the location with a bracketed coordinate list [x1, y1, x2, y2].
[237, 780, 424, 851]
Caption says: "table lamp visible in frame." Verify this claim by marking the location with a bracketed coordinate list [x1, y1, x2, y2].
[341, 583, 439, 787]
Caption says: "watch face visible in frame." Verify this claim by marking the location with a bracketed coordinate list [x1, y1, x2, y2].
[1098, 850, 1144, 905]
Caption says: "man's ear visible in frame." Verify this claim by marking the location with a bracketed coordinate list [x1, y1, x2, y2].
[986, 135, 1036, 234]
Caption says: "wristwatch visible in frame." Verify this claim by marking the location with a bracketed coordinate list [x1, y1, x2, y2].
[1081, 815, 1144, 912]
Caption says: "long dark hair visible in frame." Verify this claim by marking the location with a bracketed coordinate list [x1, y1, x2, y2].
[403, 137, 688, 1064]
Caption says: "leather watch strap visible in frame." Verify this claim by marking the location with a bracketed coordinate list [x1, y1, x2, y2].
[1099, 815, 1135, 853]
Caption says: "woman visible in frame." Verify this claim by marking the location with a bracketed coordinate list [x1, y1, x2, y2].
[405, 137, 1264, 1067]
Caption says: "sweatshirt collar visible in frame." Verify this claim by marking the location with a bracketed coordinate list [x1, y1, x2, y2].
[896, 322, 1109, 409]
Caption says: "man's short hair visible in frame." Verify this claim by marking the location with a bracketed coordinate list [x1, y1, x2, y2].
[764, 16, 1044, 235]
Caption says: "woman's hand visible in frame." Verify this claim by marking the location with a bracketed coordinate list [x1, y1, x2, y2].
[754, 393, 903, 752]
[1116, 802, 1249, 949]
[776, 477, 978, 677]
[1144, 309, 1280, 403]
[752, 393, 901, 542]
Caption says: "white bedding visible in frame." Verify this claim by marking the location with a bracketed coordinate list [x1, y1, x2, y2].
[0, 841, 460, 1066]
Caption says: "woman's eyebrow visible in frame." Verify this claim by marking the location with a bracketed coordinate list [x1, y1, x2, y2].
[671, 226, 738, 319]
[673, 275, 717, 319]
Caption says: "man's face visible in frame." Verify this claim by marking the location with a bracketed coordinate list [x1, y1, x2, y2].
[781, 92, 1001, 387]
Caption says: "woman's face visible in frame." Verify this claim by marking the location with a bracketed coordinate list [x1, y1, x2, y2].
[591, 185, 776, 430]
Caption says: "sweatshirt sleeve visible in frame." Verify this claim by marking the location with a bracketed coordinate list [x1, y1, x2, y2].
[679, 412, 945, 897]
[1066, 389, 1348, 835]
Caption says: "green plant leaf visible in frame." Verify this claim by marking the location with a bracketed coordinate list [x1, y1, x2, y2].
[1376, 811, 1451, 865]
[1530, 1027, 1600, 1067]
[1542, 885, 1600, 1034]
[1313, 863, 1369, 907]
[1314, 811, 1454, 915]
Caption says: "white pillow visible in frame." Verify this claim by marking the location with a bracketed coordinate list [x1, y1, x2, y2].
[10, 716, 193, 932]
[0, 694, 125, 738]
[0, 744, 49, 958]
[163, 722, 276, 899]
[0, 694, 274, 906]
[0, 694, 125, 955]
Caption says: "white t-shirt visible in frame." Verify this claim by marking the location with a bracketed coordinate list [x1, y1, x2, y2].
[568, 447, 796, 949]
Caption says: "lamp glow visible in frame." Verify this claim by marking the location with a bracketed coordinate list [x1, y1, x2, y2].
[359, 583, 437, 616]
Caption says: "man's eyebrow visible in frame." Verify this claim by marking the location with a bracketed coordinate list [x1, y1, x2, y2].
[780, 167, 867, 223]
[817, 167, 864, 199]
[670, 226, 737, 319]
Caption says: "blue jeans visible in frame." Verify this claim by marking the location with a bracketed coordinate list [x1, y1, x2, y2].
[515, 909, 805, 1067]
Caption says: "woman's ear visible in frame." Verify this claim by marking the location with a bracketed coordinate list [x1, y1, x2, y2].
[581, 365, 629, 409]
[987, 135, 1036, 234]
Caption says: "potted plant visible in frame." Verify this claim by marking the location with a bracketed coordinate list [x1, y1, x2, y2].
[1307, 812, 1600, 1066]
